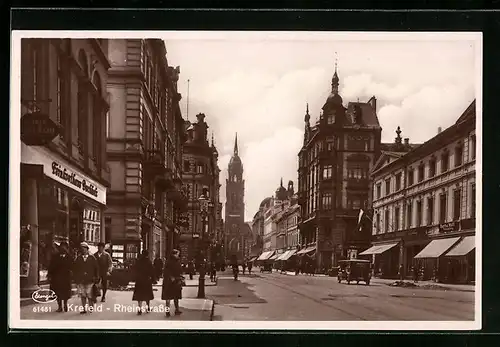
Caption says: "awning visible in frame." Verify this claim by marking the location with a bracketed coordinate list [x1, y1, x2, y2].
[359, 242, 399, 255]
[269, 253, 280, 260]
[296, 246, 316, 255]
[248, 256, 258, 262]
[281, 249, 297, 261]
[257, 251, 275, 261]
[275, 251, 288, 261]
[414, 237, 461, 259]
[445, 236, 475, 257]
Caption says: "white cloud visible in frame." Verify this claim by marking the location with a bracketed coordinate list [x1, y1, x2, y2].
[163, 35, 477, 221]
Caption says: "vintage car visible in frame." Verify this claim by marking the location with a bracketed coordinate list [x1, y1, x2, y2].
[337, 259, 372, 285]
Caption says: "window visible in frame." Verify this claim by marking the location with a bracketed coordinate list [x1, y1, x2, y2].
[453, 189, 461, 221]
[77, 82, 87, 155]
[441, 151, 449, 173]
[427, 196, 434, 225]
[471, 183, 476, 218]
[429, 158, 436, 178]
[394, 207, 400, 231]
[323, 165, 333, 180]
[395, 173, 402, 191]
[418, 164, 425, 182]
[439, 193, 447, 223]
[455, 145, 463, 167]
[197, 163, 204, 174]
[322, 192, 332, 210]
[327, 142, 334, 151]
[105, 217, 111, 242]
[407, 201, 413, 228]
[417, 200, 422, 226]
[106, 111, 110, 138]
[385, 178, 391, 195]
[56, 52, 67, 136]
[408, 168, 414, 186]
[328, 114, 335, 124]
[184, 160, 190, 173]
[376, 213, 381, 233]
[384, 209, 390, 232]
[471, 135, 476, 160]
[376, 183, 381, 199]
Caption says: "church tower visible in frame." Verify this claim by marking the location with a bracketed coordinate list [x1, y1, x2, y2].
[225, 133, 246, 260]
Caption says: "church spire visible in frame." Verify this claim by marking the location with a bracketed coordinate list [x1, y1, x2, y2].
[234, 132, 238, 156]
[332, 52, 339, 94]
[304, 103, 310, 123]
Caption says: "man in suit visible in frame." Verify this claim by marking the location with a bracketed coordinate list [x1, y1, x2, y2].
[73, 242, 99, 314]
[95, 242, 113, 302]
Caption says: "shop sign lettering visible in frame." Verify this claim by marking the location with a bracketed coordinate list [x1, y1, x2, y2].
[439, 221, 459, 233]
[51, 162, 98, 198]
[21, 111, 60, 145]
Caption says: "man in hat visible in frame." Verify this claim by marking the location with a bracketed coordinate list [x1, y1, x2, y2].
[95, 242, 113, 302]
[73, 242, 99, 314]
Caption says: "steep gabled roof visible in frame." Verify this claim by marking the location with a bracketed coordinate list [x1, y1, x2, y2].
[346, 102, 380, 127]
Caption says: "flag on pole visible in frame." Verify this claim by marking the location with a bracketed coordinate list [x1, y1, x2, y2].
[357, 209, 365, 232]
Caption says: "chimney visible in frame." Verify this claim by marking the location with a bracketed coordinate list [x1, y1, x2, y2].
[438, 127, 442, 134]
[404, 138, 409, 146]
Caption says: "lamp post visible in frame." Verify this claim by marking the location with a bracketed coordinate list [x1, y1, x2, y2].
[197, 188, 213, 299]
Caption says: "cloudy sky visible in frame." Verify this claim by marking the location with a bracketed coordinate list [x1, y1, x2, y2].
[163, 32, 479, 222]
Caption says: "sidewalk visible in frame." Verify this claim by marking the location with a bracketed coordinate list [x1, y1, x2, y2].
[20, 288, 214, 320]
[271, 269, 475, 292]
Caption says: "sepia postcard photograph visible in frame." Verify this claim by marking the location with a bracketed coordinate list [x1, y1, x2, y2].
[9, 30, 482, 330]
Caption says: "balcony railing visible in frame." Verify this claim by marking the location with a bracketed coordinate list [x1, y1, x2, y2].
[143, 149, 165, 173]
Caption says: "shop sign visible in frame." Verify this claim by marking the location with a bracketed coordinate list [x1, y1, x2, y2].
[52, 162, 98, 198]
[439, 221, 459, 233]
[21, 111, 60, 146]
[21, 144, 107, 205]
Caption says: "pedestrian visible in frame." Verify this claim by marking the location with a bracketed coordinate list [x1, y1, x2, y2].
[210, 261, 217, 282]
[247, 261, 252, 274]
[94, 242, 113, 302]
[48, 241, 73, 312]
[162, 249, 183, 317]
[187, 259, 195, 280]
[242, 262, 246, 275]
[132, 249, 155, 315]
[153, 254, 164, 283]
[73, 242, 99, 314]
[412, 265, 418, 283]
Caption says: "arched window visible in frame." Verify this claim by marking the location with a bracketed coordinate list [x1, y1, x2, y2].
[78, 49, 88, 78]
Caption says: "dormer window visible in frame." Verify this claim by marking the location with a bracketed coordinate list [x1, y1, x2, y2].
[327, 114, 335, 124]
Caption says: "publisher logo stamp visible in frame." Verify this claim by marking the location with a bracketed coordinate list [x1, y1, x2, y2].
[32, 289, 57, 304]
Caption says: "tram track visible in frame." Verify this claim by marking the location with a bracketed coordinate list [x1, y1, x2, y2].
[255, 273, 472, 321]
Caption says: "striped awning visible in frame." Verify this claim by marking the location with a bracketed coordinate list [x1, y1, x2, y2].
[296, 246, 316, 255]
[257, 250, 275, 261]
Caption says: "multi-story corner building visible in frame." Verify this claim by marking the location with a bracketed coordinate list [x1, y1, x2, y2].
[105, 39, 187, 263]
[297, 66, 382, 270]
[224, 134, 247, 262]
[20, 39, 110, 295]
[364, 100, 476, 283]
[181, 113, 221, 264]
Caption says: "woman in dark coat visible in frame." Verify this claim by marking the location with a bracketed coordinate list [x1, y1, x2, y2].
[162, 249, 183, 317]
[48, 242, 73, 312]
[132, 250, 155, 315]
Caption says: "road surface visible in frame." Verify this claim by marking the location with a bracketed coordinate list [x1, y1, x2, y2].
[209, 271, 475, 321]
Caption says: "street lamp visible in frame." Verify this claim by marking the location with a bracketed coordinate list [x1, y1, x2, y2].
[197, 188, 212, 299]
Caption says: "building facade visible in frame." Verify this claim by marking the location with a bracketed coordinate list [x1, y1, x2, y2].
[224, 134, 247, 262]
[181, 113, 221, 265]
[365, 100, 476, 283]
[20, 39, 110, 295]
[105, 39, 187, 263]
[297, 67, 382, 270]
